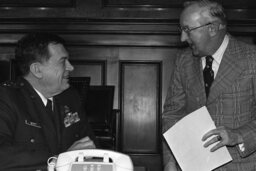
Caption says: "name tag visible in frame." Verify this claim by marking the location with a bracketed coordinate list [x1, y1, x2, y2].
[25, 120, 42, 128]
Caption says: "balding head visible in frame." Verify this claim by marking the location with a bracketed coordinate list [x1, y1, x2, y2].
[182, 0, 226, 25]
[179, 0, 227, 57]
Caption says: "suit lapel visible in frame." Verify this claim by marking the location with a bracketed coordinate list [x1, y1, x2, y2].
[207, 38, 243, 103]
[189, 56, 207, 104]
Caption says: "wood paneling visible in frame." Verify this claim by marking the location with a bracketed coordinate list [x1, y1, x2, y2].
[0, 0, 255, 170]
[0, 0, 75, 7]
[120, 61, 161, 153]
[103, 0, 256, 9]
[70, 60, 106, 85]
[0, 0, 254, 20]
[0, 20, 255, 48]
[103, 0, 185, 8]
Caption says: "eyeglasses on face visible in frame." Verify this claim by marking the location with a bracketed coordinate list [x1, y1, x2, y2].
[178, 23, 212, 34]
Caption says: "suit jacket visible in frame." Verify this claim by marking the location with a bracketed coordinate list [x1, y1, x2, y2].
[0, 78, 96, 171]
[162, 36, 256, 171]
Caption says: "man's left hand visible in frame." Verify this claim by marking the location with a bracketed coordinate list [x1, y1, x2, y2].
[67, 136, 96, 151]
[202, 126, 243, 152]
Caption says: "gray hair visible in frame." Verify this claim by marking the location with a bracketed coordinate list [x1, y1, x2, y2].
[184, 0, 226, 25]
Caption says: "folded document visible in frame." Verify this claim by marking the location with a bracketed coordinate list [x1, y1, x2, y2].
[163, 106, 232, 171]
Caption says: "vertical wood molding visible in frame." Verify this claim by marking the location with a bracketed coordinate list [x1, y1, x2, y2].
[120, 61, 162, 153]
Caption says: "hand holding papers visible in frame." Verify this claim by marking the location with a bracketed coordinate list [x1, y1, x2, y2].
[163, 106, 232, 171]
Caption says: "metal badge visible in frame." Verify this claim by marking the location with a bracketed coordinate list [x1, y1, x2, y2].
[63, 105, 80, 127]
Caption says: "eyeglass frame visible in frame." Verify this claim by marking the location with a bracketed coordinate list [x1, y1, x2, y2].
[178, 23, 212, 34]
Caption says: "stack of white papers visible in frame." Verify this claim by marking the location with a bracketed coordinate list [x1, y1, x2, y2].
[163, 106, 232, 171]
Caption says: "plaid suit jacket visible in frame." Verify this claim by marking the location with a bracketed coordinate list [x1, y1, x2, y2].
[162, 36, 256, 171]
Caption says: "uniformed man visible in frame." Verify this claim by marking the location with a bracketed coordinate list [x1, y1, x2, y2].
[0, 33, 96, 171]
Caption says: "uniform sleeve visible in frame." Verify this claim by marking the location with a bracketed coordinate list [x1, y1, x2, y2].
[0, 87, 48, 171]
[62, 87, 99, 148]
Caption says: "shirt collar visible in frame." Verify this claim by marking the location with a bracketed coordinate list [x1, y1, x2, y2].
[33, 88, 53, 106]
[211, 34, 229, 64]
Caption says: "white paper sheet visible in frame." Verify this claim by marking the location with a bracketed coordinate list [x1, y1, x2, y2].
[163, 106, 232, 171]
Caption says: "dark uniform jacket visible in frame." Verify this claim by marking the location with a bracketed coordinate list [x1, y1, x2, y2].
[0, 78, 96, 171]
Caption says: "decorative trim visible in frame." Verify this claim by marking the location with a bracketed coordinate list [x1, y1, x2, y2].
[103, 0, 256, 9]
[102, 0, 183, 8]
[0, 0, 75, 7]
[0, 19, 255, 47]
[0, 18, 255, 33]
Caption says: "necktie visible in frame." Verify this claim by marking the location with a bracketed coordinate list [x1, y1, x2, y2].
[203, 56, 214, 97]
[46, 99, 55, 122]
[46, 99, 53, 113]
[45, 99, 61, 151]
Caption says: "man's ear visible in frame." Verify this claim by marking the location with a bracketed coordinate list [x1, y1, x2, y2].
[30, 62, 43, 78]
[208, 23, 219, 36]
[218, 23, 226, 30]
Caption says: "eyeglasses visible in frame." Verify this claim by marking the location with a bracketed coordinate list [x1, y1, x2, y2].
[179, 23, 212, 34]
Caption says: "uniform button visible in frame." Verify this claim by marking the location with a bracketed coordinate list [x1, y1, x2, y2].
[75, 134, 79, 138]
[30, 138, 35, 143]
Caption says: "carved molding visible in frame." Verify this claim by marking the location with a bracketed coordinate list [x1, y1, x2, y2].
[103, 0, 184, 8]
[103, 0, 256, 9]
[0, 0, 75, 7]
[0, 19, 255, 47]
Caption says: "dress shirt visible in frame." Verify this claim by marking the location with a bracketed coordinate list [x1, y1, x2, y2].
[202, 34, 229, 78]
[34, 88, 53, 107]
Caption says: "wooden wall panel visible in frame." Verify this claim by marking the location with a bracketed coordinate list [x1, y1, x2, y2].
[0, 0, 255, 20]
[103, 0, 185, 8]
[0, 1, 255, 170]
[0, 0, 75, 7]
[103, 0, 256, 9]
[70, 60, 106, 85]
[67, 45, 177, 113]
[120, 61, 161, 153]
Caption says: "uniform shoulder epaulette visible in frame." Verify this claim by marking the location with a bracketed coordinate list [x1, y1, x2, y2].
[0, 80, 18, 88]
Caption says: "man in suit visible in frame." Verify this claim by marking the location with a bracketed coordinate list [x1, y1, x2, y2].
[0, 33, 96, 170]
[162, 0, 256, 170]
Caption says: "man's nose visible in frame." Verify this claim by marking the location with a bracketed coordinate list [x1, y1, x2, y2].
[66, 60, 74, 71]
[180, 31, 189, 42]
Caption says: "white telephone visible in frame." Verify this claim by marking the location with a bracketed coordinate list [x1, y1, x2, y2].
[47, 149, 134, 171]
